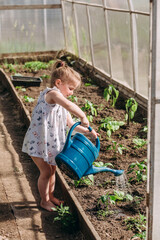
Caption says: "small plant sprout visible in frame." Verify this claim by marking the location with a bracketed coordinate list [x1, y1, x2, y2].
[124, 213, 146, 239]
[68, 95, 78, 102]
[23, 95, 35, 103]
[93, 161, 114, 168]
[81, 99, 97, 116]
[106, 141, 127, 155]
[109, 190, 133, 204]
[125, 98, 138, 125]
[104, 84, 119, 107]
[133, 137, 147, 149]
[99, 117, 125, 138]
[127, 159, 147, 182]
[74, 175, 94, 187]
[52, 204, 77, 232]
[15, 86, 26, 92]
[87, 115, 93, 122]
[24, 60, 55, 71]
[97, 193, 114, 217]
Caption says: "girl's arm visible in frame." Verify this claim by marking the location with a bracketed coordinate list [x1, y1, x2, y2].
[48, 90, 89, 127]
[67, 113, 99, 139]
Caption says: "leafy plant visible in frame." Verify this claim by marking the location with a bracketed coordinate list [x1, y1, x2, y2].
[87, 115, 93, 122]
[74, 175, 94, 187]
[133, 137, 147, 149]
[93, 161, 114, 168]
[68, 95, 78, 102]
[106, 141, 127, 155]
[104, 84, 119, 107]
[125, 98, 138, 125]
[23, 95, 35, 102]
[109, 190, 133, 204]
[127, 159, 147, 182]
[4, 63, 16, 73]
[15, 86, 26, 92]
[52, 204, 77, 232]
[124, 214, 146, 238]
[98, 117, 125, 137]
[97, 193, 114, 217]
[40, 74, 50, 79]
[24, 60, 54, 71]
[81, 99, 97, 116]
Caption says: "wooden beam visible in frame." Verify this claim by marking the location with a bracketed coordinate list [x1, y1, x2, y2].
[0, 4, 61, 10]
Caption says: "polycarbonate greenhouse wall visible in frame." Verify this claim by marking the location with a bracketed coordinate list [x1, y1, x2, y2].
[0, 0, 150, 100]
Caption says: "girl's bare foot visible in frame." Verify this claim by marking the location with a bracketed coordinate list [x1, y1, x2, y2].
[40, 200, 56, 211]
[50, 196, 64, 206]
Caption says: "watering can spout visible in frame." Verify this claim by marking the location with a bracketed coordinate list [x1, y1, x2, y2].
[84, 166, 124, 177]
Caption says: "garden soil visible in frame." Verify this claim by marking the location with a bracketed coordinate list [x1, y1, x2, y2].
[0, 57, 147, 240]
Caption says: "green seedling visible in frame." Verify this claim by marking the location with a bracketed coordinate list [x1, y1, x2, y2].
[40, 74, 50, 79]
[99, 117, 125, 137]
[124, 214, 146, 238]
[74, 175, 94, 187]
[141, 125, 148, 133]
[127, 159, 147, 182]
[125, 98, 138, 125]
[133, 137, 147, 149]
[81, 99, 97, 116]
[15, 86, 26, 92]
[106, 141, 127, 155]
[24, 60, 54, 71]
[109, 190, 133, 204]
[93, 161, 114, 168]
[87, 115, 93, 122]
[104, 84, 119, 107]
[52, 204, 77, 232]
[68, 95, 78, 102]
[97, 193, 114, 217]
[4, 63, 16, 73]
[23, 95, 35, 103]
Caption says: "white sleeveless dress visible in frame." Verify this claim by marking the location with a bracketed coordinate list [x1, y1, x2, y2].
[22, 86, 68, 165]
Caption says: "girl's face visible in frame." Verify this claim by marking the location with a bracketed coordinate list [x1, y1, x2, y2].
[56, 79, 79, 98]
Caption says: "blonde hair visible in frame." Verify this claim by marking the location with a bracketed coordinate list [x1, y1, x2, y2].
[51, 60, 81, 87]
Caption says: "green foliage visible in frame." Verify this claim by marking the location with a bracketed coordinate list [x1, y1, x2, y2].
[24, 60, 54, 71]
[74, 175, 94, 187]
[124, 214, 146, 239]
[133, 137, 147, 149]
[4, 63, 16, 73]
[52, 204, 77, 232]
[81, 99, 97, 116]
[23, 95, 35, 102]
[125, 98, 138, 125]
[68, 95, 78, 103]
[106, 141, 127, 155]
[98, 117, 125, 137]
[109, 190, 133, 204]
[15, 86, 26, 92]
[87, 115, 93, 122]
[40, 74, 50, 79]
[127, 159, 147, 182]
[93, 161, 114, 168]
[104, 84, 119, 107]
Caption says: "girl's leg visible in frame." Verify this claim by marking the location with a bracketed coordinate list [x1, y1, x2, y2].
[31, 156, 56, 211]
[49, 165, 64, 206]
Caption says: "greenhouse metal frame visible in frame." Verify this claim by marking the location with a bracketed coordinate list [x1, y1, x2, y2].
[0, 0, 159, 239]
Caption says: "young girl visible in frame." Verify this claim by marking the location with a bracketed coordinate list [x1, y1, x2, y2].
[22, 60, 99, 211]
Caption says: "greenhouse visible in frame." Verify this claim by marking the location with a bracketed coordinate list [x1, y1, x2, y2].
[0, 0, 158, 239]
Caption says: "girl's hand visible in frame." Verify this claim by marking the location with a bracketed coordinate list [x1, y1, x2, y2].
[89, 129, 100, 139]
[81, 116, 89, 128]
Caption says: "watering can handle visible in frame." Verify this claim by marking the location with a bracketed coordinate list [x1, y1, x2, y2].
[63, 121, 100, 151]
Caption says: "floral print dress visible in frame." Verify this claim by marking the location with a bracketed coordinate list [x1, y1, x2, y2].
[22, 86, 68, 165]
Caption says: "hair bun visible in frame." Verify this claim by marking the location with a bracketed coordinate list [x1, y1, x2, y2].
[56, 61, 65, 68]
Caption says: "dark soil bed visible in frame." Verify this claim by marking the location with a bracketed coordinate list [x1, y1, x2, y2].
[1, 54, 147, 240]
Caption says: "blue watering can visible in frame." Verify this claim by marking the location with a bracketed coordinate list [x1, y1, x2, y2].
[55, 122, 124, 180]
